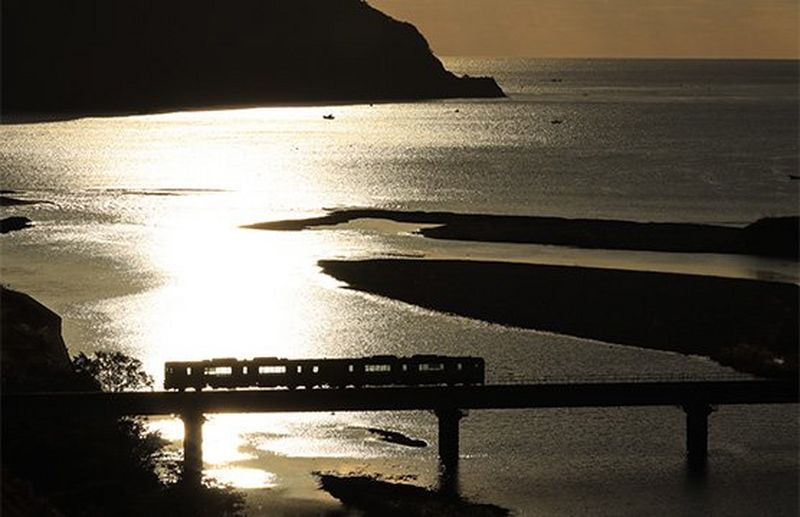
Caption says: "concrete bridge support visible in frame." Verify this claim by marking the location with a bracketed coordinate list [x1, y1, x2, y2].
[181, 410, 205, 485]
[683, 403, 714, 469]
[435, 407, 466, 496]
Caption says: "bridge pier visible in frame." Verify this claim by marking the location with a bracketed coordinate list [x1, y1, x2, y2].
[435, 407, 465, 496]
[683, 403, 714, 470]
[181, 410, 205, 485]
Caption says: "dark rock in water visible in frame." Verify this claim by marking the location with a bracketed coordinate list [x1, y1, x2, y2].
[317, 474, 509, 516]
[0, 216, 32, 234]
[2, 0, 504, 120]
[0, 287, 78, 391]
[367, 427, 428, 448]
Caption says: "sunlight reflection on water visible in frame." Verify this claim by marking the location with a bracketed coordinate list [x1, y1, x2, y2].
[147, 411, 413, 488]
[2, 63, 797, 509]
[204, 468, 279, 489]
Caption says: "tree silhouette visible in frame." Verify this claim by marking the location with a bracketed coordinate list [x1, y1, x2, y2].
[73, 351, 154, 392]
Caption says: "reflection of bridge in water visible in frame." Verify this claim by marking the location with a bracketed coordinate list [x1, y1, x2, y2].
[6, 379, 797, 494]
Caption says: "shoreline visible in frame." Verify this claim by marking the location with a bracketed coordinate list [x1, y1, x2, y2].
[245, 209, 799, 260]
[0, 94, 505, 125]
[319, 259, 798, 379]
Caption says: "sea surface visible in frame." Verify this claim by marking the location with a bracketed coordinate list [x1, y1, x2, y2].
[1, 58, 798, 515]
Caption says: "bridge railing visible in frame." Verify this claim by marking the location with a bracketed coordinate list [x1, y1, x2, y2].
[491, 372, 757, 385]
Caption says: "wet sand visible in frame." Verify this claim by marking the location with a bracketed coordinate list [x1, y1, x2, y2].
[319, 259, 798, 378]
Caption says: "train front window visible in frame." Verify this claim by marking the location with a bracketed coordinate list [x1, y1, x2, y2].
[259, 366, 287, 374]
[204, 366, 233, 376]
[365, 364, 391, 373]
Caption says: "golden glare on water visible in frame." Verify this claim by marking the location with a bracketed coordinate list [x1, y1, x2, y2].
[205, 468, 279, 490]
[147, 412, 396, 488]
[101, 107, 373, 376]
[149, 416, 278, 489]
[137, 222, 344, 374]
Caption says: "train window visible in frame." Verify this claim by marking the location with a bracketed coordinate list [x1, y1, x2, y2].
[259, 366, 287, 374]
[243, 366, 248, 375]
[348, 365, 354, 372]
[419, 363, 444, 372]
[204, 366, 233, 376]
[297, 366, 303, 373]
[365, 364, 391, 373]
[457, 363, 463, 370]
[312, 366, 319, 373]
[402, 364, 408, 371]
[187, 367, 192, 375]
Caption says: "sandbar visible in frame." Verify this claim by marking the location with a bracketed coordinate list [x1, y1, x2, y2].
[245, 209, 799, 260]
[319, 258, 798, 379]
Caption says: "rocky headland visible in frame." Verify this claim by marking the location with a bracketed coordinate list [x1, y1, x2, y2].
[2, 0, 504, 121]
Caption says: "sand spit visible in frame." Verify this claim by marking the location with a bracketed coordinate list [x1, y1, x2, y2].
[319, 259, 798, 379]
[245, 209, 799, 260]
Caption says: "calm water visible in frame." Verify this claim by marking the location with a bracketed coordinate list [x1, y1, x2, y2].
[1, 59, 797, 515]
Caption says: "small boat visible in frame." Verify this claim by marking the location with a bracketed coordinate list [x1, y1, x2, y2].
[323, 114, 335, 120]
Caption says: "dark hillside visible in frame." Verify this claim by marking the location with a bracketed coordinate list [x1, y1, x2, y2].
[1, 0, 504, 119]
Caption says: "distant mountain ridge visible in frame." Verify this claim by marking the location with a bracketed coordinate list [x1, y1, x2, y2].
[1, 0, 504, 120]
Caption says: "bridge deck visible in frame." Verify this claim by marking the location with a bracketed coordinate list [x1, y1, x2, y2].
[4, 380, 797, 416]
[4, 380, 796, 488]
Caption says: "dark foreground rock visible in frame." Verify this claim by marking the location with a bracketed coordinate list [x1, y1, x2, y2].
[319, 259, 799, 378]
[2, 0, 503, 120]
[247, 209, 799, 260]
[317, 474, 509, 517]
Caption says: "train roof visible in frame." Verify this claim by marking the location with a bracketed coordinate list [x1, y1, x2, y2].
[165, 355, 484, 365]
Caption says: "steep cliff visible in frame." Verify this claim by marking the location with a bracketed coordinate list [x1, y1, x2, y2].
[2, 0, 504, 119]
[0, 287, 76, 391]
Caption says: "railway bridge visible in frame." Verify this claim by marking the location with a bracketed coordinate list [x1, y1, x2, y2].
[4, 379, 797, 493]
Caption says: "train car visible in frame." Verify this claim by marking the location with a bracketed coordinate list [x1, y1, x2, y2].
[164, 355, 485, 391]
[164, 358, 246, 390]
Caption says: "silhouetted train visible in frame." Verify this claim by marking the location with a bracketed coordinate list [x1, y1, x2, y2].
[164, 355, 485, 391]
